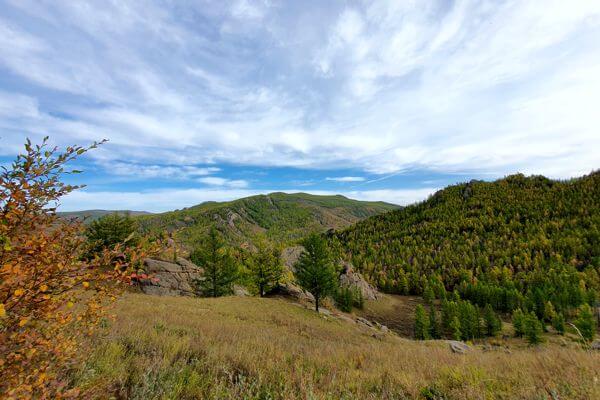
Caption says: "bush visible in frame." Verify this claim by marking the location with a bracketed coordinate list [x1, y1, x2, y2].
[483, 304, 502, 336]
[512, 309, 525, 337]
[552, 312, 565, 335]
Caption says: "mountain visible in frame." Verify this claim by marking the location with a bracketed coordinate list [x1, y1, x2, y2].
[137, 192, 399, 248]
[331, 171, 600, 314]
[58, 209, 152, 222]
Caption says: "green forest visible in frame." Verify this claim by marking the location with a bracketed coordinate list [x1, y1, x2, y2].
[331, 172, 600, 337]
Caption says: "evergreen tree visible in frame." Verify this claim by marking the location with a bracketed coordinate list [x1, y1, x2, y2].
[523, 312, 543, 345]
[423, 284, 435, 305]
[574, 303, 596, 341]
[414, 304, 430, 340]
[335, 286, 355, 312]
[450, 316, 462, 340]
[512, 308, 526, 337]
[191, 227, 238, 297]
[483, 304, 501, 336]
[85, 212, 137, 254]
[247, 241, 284, 297]
[429, 307, 441, 339]
[295, 234, 337, 312]
[552, 312, 565, 335]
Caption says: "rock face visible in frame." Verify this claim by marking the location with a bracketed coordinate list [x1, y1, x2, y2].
[139, 258, 203, 296]
[338, 261, 379, 300]
[281, 246, 304, 273]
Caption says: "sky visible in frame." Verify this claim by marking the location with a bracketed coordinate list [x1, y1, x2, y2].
[1, 0, 599, 212]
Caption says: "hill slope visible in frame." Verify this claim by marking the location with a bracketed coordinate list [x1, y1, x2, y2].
[72, 293, 599, 399]
[331, 172, 600, 313]
[138, 192, 398, 247]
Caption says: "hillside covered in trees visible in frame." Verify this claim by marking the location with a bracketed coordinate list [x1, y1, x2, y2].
[331, 172, 600, 320]
[137, 192, 398, 248]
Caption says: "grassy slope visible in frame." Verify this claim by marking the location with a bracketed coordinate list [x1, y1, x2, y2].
[137, 192, 398, 247]
[74, 294, 600, 399]
[59, 210, 152, 222]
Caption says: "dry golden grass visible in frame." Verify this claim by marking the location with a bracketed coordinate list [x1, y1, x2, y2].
[73, 293, 600, 399]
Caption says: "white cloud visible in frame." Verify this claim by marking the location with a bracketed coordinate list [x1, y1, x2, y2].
[198, 177, 248, 188]
[60, 187, 438, 212]
[326, 176, 365, 182]
[108, 162, 220, 179]
[1, 1, 599, 180]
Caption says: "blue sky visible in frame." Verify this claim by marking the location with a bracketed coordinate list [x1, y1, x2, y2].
[1, 0, 599, 212]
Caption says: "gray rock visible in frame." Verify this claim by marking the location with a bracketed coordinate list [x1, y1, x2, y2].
[281, 246, 305, 273]
[271, 282, 315, 302]
[139, 257, 203, 296]
[448, 340, 471, 354]
[591, 340, 600, 350]
[338, 261, 379, 300]
[356, 317, 375, 328]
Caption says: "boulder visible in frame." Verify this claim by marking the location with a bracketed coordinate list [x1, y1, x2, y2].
[447, 340, 471, 354]
[281, 246, 305, 273]
[338, 261, 379, 300]
[233, 284, 250, 297]
[591, 340, 600, 350]
[270, 282, 315, 302]
[138, 257, 202, 297]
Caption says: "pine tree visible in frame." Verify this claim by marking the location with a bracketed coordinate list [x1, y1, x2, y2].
[414, 304, 430, 340]
[512, 308, 525, 337]
[552, 312, 565, 335]
[450, 316, 462, 340]
[429, 307, 440, 339]
[191, 227, 238, 297]
[295, 234, 337, 312]
[574, 303, 596, 341]
[483, 304, 501, 336]
[423, 284, 435, 305]
[523, 312, 543, 345]
[248, 241, 284, 297]
[85, 212, 137, 255]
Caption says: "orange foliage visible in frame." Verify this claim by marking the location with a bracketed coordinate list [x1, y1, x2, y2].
[0, 137, 158, 399]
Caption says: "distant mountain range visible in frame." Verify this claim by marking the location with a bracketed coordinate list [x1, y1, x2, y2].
[58, 209, 152, 222]
[136, 192, 399, 248]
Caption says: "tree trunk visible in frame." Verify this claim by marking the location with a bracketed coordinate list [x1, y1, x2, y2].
[315, 294, 319, 312]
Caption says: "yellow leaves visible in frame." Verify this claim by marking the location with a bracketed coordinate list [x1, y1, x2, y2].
[67, 301, 74, 308]
[0, 303, 6, 318]
[18, 318, 28, 327]
[40, 284, 48, 292]
[14, 288, 24, 297]
[82, 281, 90, 289]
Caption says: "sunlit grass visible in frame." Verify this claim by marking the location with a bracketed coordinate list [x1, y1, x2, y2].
[73, 293, 600, 399]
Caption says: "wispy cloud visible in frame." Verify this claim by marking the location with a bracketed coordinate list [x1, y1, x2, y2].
[197, 177, 248, 188]
[0, 0, 599, 196]
[326, 176, 365, 182]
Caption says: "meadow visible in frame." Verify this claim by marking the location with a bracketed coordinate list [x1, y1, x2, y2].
[73, 293, 600, 400]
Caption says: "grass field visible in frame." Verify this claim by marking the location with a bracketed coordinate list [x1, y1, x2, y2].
[72, 293, 600, 399]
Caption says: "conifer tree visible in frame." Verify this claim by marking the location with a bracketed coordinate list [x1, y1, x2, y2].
[483, 304, 501, 336]
[512, 308, 526, 337]
[248, 241, 284, 297]
[85, 212, 137, 255]
[523, 312, 543, 344]
[552, 312, 565, 335]
[414, 304, 430, 340]
[574, 303, 596, 341]
[191, 227, 238, 297]
[295, 234, 337, 312]
[450, 316, 462, 340]
[429, 307, 440, 339]
[423, 284, 435, 305]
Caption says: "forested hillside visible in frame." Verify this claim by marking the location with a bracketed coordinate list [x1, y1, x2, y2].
[331, 172, 600, 318]
[137, 192, 398, 248]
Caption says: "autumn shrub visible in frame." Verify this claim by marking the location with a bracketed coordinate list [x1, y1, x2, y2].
[0, 137, 157, 399]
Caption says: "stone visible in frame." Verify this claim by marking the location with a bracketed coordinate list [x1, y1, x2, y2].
[356, 317, 374, 328]
[233, 285, 250, 297]
[447, 340, 471, 354]
[591, 340, 600, 350]
[338, 261, 379, 300]
[138, 257, 203, 297]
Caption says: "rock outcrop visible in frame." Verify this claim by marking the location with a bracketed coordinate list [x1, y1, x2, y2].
[338, 261, 379, 300]
[138, 257, 203, 297]
[448, 340, 471, 354]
